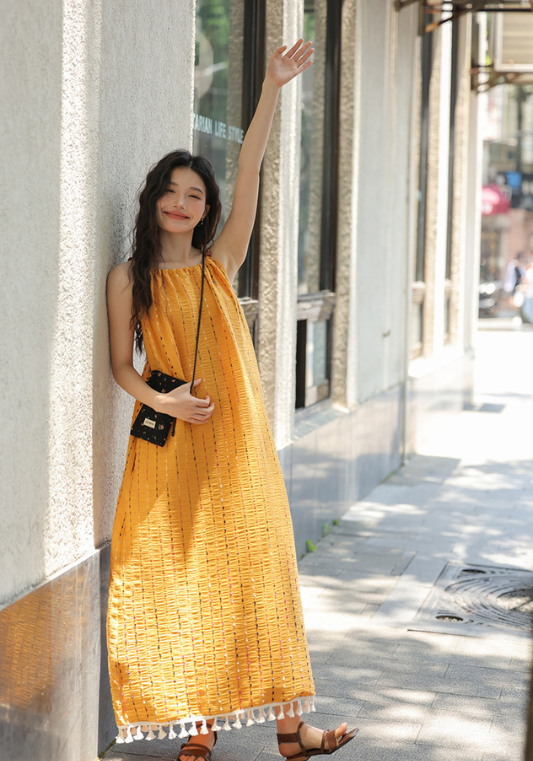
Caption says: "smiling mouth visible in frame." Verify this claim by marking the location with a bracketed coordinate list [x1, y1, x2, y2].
[165, 212, 189, 220]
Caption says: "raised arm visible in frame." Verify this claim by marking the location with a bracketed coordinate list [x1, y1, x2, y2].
[211, 39, 313, 283]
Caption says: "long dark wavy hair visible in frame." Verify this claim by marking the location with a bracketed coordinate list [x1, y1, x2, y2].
[130, 149, 222, 353]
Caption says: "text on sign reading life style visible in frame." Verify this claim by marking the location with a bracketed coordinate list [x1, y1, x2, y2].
[194, 113, 244, 144]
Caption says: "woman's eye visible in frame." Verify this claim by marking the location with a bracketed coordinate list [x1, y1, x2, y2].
[190, 195, 200, 200]
[166, 189, 174, 194]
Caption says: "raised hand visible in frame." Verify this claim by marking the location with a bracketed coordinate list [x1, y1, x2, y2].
[210, 39, 314, 279]
[265, 39, 314, 90]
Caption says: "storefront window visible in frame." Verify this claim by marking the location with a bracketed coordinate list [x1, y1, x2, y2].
[298, 3, 324, 296]
[194, 0, 265, 329]
[194, 0, 245, 228]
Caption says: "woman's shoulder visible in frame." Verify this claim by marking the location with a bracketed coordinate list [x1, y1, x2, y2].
[107, 260, 133, 293]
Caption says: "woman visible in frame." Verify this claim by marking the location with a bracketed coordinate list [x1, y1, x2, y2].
[106, 39, 358, 761]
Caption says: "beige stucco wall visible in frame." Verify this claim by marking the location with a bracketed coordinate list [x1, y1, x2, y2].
[0, 0, 195, 606]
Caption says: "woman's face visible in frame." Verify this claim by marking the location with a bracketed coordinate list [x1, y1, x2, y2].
[156, 166, 208, 235]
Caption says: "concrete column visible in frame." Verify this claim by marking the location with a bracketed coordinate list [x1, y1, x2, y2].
[448, 14, 472, 349]
[258, 0, 303, 449]
[422, 21, 452, 359]
[331, 0, 362, 410]
[464, 15, 485, 352]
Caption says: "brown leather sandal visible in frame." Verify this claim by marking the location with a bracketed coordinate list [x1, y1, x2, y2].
[277, 720, 359, 761]
[177, 722, 217, 761]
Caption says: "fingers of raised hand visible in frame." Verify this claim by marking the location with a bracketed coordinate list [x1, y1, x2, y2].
[295, 44, 314, 67]
[285, 38, 304, 58]
[285, 39, 313, 63]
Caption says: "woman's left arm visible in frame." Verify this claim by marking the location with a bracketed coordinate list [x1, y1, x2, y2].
[211, 39, 313, 282]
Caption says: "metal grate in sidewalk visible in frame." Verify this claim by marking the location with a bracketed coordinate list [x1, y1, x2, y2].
[412, 562, 533, 635]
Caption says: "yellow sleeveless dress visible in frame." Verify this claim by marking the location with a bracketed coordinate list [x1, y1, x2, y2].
[107, 255, 315, 744]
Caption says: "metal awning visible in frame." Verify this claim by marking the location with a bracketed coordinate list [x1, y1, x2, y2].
[396, 0, 533, 90]
[396, 1, 533, 35]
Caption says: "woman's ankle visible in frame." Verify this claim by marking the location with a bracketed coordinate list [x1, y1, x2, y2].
[275, 701, 302, 733]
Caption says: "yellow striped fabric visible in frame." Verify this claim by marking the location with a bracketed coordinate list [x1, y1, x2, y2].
[107, 255, 315, 743]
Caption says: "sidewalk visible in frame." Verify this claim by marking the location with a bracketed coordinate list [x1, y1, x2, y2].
[104, 327, 533, 761]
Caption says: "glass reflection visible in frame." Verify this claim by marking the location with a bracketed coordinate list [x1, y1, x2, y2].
[306, 320, 328, 390]
[298, 0, 327, 295]
[0, 573, 76, 758]
[194, 0, 245, 226]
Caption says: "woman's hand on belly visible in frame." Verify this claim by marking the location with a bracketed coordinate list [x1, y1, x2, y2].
[155, 378, 215, 425]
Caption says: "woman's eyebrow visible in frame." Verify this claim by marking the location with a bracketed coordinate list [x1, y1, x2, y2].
[168, 181, 204, 195]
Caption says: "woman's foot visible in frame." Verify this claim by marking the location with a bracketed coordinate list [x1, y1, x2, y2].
[178, 724, 216, 761]
[277, 720, 348, 759]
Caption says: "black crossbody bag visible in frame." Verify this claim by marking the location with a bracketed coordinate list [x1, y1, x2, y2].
[130, 252, 207, 447]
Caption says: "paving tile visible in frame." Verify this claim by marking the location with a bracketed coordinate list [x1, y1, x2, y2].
[337, 630, 402, 654]
[104, 753, 164, 761]
[312, 694, 365, 716]
[361, 603, 380, 617]
[454, 636, 531, 659]
[481, 733, 526, 760]
[489, 712, 527, 742]
[326, 647, 450, 676]
[313, 670, 383, 697]
[415, 710, 493, 749]
[311, 662, 387, 683]
[397, 630, 463, 652]
[444, 663, 519, 686]
[431, 692, 503, 717]
[253, 752, 279, 761]
[300, 587, 369, 615]
[499, 682, 528, 703]
[376, 671, 503, 698]
[370, 582, 437, 626]
[400, 555, 448, 585]
[357, 688, 435, 721]
[445, 652, 512, 671]
[303, 609, 358, 635]
[482, 751, 524, 761]
[509, 657, 532, 671]
[353, 717, 422, 743]
[357, 739, 484, 761]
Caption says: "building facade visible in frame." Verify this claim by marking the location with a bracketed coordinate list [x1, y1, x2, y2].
[0, 1, 482, 759]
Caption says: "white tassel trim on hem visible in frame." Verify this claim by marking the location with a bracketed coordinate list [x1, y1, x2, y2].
[115, 695, 316, 744]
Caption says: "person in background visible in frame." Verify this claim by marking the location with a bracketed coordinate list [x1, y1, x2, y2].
[503, 253, 526, 310]
[519, 261, 533, 325]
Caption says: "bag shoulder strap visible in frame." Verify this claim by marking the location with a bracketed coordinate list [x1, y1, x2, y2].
[190, 250, 207, 395]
